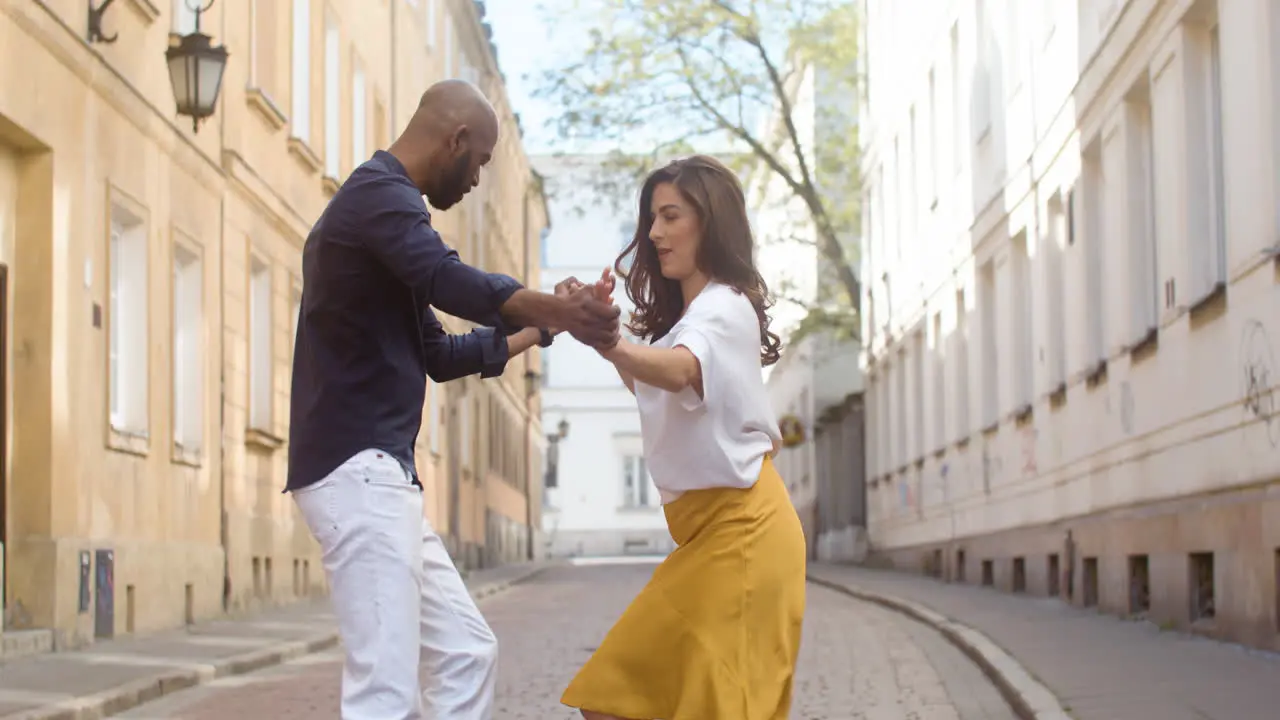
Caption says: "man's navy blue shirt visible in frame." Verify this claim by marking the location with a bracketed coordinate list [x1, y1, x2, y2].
[286, 150, 523, 492]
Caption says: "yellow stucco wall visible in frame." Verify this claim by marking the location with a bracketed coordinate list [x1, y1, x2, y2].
[0, 0, 547, 648]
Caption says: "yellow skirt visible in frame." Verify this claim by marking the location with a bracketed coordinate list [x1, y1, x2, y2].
[561, 456, 807, 720]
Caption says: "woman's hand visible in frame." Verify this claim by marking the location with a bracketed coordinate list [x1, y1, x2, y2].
[551, 269, 616, 338]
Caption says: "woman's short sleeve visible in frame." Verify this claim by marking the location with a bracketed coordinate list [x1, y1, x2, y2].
[667, 288, 747, 411]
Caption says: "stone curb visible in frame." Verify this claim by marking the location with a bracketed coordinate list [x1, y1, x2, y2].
[2, 562, 552, 720]
[808, 574, 1073, 720]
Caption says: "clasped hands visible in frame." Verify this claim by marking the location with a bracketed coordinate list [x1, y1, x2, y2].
[552, 268, 622, 352]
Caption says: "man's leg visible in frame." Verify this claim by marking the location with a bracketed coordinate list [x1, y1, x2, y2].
[417, 517, 499, 718]
[295, 450, 424, 720]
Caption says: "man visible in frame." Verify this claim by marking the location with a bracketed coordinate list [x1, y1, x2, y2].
[286, 80, 619, 719]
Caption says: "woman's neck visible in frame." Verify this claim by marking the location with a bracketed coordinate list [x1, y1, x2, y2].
[680, 273, 711, 308]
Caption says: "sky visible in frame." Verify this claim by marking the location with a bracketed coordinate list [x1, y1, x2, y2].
[484, 0, 586, 155]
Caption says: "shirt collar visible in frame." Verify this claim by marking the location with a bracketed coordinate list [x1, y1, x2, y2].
[373, 150, 432, 220]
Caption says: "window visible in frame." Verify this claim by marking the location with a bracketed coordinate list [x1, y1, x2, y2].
[911, 331, 925, 460]
[249, 257, 273, 431]
[172, 243, 203, 453]
[428, 380, 441, 455]
[173, 0, 197, 34]
[1119, 91, 1158, 346]
[291, 0, 312, 142]
[444, 12, 454, 78]
[425, 0, 436, 48]
[931, 312, 945, 451]
[1043, 196, 1068, 391]
[979, 261, 998, 428]
[251, 0, 279, 98]
[351, 64, 367, 166]
[1011, 233, 1034, 409]
[621, 454, 655, 508]
[927, 67, 938, 203]
[323, 17, 340, 178]
[1188, 19, 1226, 305]
[949, 22, 962, 175]
[109, 204, 148, 436]
[952, 289, 971, 442]
[1080, 145, 1106, 366]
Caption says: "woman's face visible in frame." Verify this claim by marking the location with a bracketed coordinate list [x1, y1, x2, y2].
[648, 182, 701, 281]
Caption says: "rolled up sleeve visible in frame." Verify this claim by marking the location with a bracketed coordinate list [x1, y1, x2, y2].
[420, 309, 511, 381]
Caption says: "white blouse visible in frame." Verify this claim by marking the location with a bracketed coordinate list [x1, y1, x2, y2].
[634, 282, 782, 503]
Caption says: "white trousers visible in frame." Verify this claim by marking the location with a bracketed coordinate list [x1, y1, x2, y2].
[293, 448, 498, 720]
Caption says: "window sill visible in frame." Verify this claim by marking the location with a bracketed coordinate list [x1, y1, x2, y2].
[245, 88, 287, 131]
[321, 175, 341, 198]
[245, 427, 285, 452]
[107, 427, 150, 457]
[287, 137, 323, 175]
[171, 443, 203, 468]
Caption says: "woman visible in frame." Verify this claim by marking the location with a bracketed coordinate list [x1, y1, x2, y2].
[560, 155, 807, 720]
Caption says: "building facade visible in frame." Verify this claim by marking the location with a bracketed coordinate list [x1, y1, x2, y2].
[861, 0, 1280, 650]
[0, 0, 546, 652]
[534, 154, 670, 558]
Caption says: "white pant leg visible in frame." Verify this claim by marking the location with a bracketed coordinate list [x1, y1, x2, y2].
[294, 449, 424, 720]
[416, 517, 499, 719]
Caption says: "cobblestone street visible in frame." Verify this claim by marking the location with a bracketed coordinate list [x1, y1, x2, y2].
[115, 561, 1012, 719]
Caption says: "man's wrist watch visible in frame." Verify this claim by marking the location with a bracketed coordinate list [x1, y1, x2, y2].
[538, 328, 554, 348]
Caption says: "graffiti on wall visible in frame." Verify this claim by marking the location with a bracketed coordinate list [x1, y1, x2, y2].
[1240, 318, 1280, 448]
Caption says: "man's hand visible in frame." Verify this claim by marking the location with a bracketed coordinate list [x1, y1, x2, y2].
[562, 285, 620, 350]
[498, 268, 621, 348]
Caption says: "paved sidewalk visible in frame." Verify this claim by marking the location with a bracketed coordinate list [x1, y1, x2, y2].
[0, 562, 549, 720]
[810, 564, 1280, 720]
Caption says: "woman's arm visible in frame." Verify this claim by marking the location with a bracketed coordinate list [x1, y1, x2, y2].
[600, 339, 702, 398]
[613, 364, 637, 395]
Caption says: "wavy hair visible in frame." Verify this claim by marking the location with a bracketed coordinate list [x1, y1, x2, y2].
[615, 155, 782, 366]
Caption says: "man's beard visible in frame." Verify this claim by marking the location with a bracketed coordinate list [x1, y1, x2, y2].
[427, 152, 473, 210]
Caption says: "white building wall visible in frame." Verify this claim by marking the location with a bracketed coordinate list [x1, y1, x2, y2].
[533, 155, 672, 558]
[861, 0, 1280, 563]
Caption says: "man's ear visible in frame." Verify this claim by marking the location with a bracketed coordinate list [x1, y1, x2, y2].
[449, 125, 470, 155]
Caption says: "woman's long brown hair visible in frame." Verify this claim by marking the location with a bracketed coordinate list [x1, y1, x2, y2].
[615, 155, 782, 366]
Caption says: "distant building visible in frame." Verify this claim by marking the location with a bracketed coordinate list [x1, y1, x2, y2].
[534, 154, 671, 558]
[860, 0, 1280, 649]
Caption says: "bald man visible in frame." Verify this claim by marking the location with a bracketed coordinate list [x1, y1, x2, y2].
[286, 80, 619, 719]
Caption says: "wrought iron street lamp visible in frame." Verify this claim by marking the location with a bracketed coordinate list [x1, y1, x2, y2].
[165, 0, 228, 134]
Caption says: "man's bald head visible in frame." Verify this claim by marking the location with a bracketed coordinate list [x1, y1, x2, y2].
[413, 80, 500, 140]
[389, 80, 500, 210]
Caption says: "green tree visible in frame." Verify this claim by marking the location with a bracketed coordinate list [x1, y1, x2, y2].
[535, 0, 862, 340]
